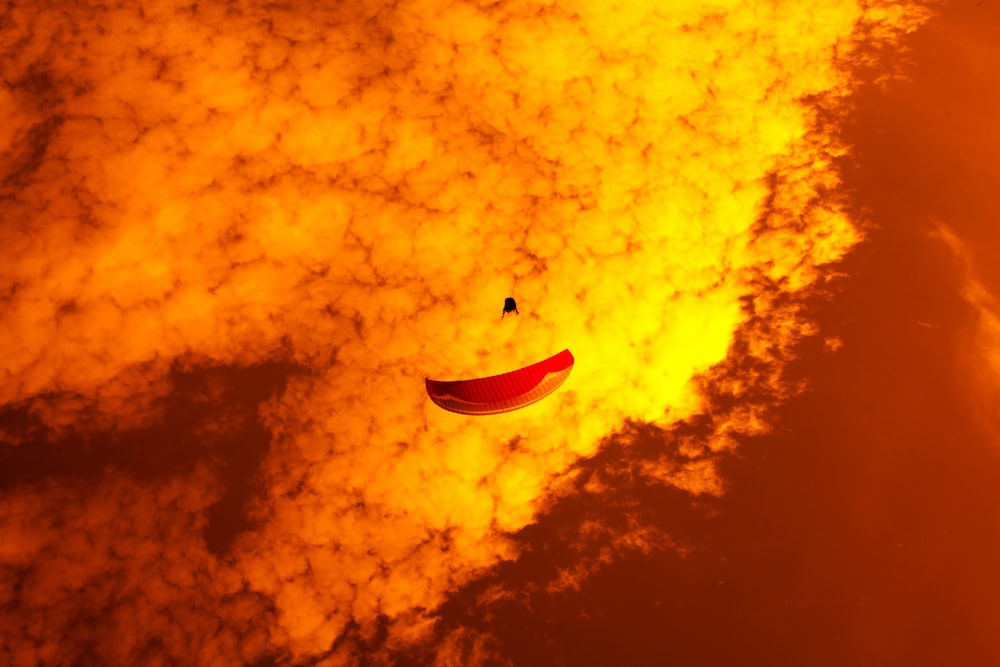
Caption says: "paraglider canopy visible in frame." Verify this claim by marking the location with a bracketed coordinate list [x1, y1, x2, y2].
[502, 297, 519, 318]
[426, 349, 574, 415]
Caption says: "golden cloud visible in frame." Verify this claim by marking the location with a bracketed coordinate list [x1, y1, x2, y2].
[0, 0, 933, 664]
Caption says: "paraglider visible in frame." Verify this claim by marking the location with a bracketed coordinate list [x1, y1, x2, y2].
[426, 349, 574, 415]
[502, 297, 519, 318]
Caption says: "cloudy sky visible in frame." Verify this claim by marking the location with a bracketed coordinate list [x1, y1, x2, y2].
[2, 0, 998, 665]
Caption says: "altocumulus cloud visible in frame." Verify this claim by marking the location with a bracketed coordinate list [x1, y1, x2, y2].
[0, 0, 931, 664]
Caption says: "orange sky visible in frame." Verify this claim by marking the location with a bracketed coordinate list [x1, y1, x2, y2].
[2, 0, 999, 665]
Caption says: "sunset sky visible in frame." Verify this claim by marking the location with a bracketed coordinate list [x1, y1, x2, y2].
[2, 0, 999, 665]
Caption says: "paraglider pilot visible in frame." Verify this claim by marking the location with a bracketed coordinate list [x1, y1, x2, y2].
[502, 297, 519, 318]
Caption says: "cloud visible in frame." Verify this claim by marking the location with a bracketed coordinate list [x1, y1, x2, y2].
[0, 465, 282, 667]
[933, 222, 1000, 442]
[0, 0, 933, 664]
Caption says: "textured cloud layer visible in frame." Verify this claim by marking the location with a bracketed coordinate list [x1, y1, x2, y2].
[0, 0, 930, 664]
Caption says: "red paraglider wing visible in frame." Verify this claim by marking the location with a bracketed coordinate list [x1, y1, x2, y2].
[426, 349, 574, 415]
